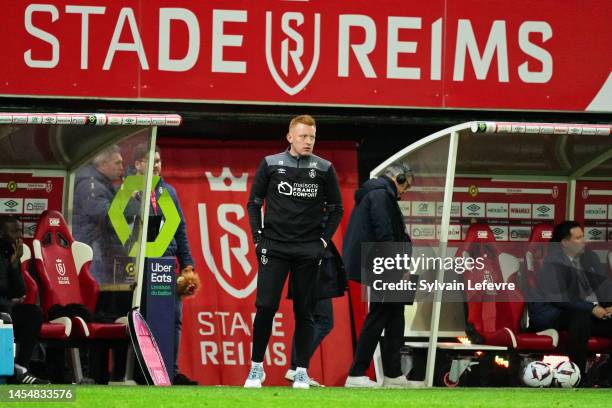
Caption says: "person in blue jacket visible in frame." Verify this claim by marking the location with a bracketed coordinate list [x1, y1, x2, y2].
[132, 143, 197, 385]
[528, 221, 612, 382]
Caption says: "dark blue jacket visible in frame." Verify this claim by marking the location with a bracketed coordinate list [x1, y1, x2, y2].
[528, 248, 612, 330]
[153, 178, 194, 269]
[342, 176, 410, 283]
[72, 165, 123, 254]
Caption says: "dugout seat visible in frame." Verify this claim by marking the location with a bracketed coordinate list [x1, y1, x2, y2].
[459, 224, 558, 351]
[524, 224, 554, 290]
[31, 210, 127, 340]
[19, 244, 71, 340]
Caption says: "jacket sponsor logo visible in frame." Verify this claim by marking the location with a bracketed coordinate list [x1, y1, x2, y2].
[266, 11, 321, 96]
[541, 230, 552, 239]
[477, 230, 488, 239]
[278, 181, 293, 195]
[277, 168, 286, 174]
[278, 181, 319, 198]
[205, 167, 249, 192]
[49, 217, 60, 226]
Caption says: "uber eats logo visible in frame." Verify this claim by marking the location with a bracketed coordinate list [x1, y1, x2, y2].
[108, 175, 180, 257]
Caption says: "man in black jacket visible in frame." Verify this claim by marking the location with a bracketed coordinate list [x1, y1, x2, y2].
[244, 115, 343, 389]
[0, 216, 48, 384]
[343, 163, 413, 388]
[528, 221, 612, 381]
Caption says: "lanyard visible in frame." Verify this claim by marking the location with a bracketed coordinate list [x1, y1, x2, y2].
[151, 191, 158, 215]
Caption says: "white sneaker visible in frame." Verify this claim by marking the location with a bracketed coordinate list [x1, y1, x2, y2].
[344, 376, 379, 388]
[292, 370, 310, 389]
[285, 369, 324, 387]
[244, 365, 266, 388]
[382, 375, 411, 388]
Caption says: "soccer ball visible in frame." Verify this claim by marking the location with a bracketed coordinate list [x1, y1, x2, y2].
[522, 361, 554, 387]
[553, 361, 581, 388]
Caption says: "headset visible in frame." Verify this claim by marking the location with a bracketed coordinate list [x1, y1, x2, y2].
[395, 164, 413, 186]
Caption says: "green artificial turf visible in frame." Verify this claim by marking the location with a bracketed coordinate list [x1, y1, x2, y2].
[1, 386, 611, 408]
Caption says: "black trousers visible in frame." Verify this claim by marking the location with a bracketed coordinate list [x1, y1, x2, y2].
[557, 310, 612, 375]
[11, 304, 44, 369]
[349, 301, 405, 378]
[290, 297, 334, 370]
[251, 238, 323, 368]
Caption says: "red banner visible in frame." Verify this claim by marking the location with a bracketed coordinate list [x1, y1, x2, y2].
[157, 139, 358, 386]
[1, 1, 610, 111]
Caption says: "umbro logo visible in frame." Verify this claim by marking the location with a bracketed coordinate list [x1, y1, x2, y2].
[536, 206, 550, 213]
[467, 204, 480, 212]
[4, 200, 18, 209]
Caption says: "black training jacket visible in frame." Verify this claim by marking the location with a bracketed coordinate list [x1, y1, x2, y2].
[247, 149, 343, 244]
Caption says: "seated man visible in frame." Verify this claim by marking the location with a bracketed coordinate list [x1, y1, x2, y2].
[0, 216, 48, 384]
[528, 221, 612, 384]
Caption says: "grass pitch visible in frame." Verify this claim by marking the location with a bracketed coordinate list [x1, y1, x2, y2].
[1, 385, 611, 408]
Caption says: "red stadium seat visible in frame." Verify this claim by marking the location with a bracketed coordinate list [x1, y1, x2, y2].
[524, 224, 554, 290]
[459, 224, 558, 351]
[20, 244, 72, 340]
[31, 210, 127, 340]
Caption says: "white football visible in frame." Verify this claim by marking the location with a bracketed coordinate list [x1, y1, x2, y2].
[553, 361, 581, 388]
[522, 361, 554, 387]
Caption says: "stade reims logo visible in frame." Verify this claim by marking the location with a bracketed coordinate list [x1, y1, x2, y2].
[265, 11, 321, 96]
[200, 168, 256, 298]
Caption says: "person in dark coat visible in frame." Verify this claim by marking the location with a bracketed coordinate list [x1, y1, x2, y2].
[0, 216, 48, 384]
[343, 163, 413, 388]
[73, 145, 125, 284]
[528, 221, 612, 382]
